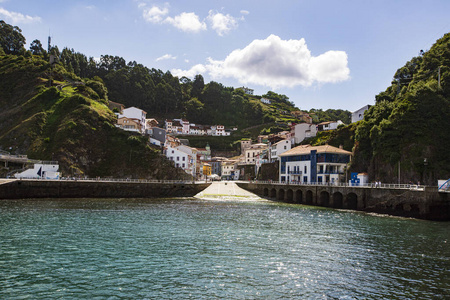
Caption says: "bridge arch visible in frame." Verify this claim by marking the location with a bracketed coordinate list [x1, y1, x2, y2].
[319, 191, 330, 207]
[345, 193, 358, 210]
[286, 189, 294, 203]
[270, 188, 276, 198]
[295, 190, 303, 203]
[332, 192, 343, 208]
[306, 190, 314, 205]
[278, 189, 285, 201]
[263, 188, 269, 197]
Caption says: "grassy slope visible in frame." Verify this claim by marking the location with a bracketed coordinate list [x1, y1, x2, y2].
[0, 55, 190, 179]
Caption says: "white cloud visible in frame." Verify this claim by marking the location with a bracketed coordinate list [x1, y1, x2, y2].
[141, 4, 169, 23]
[175, 35, 350, 89]
[172, 64, 207, 78]
[165, 12, 206, 33]
[207, 10, 238, 36]
[240, 10, 250, 15]
[0, 7, 41, 24]
[156, 54, 177, 61]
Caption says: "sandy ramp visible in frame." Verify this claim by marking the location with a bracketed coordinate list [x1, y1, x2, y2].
[195, 181, 261, 200]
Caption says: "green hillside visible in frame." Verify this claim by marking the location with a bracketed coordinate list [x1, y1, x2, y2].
[0, 55, 190, 180]
[317, 33, 450, 185]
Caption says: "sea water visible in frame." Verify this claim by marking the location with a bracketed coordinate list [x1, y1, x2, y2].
[0, 197, 449, 299]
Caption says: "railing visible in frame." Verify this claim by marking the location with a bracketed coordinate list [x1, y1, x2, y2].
[15, 177, 204, 184]
[0, 154, 58, 165]
[244, 180, 426, 191]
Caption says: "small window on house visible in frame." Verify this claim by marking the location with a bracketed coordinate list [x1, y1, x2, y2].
[182, 157, 185, 161]
[304, 166, 307, 174]
[177, 157, 179, 161]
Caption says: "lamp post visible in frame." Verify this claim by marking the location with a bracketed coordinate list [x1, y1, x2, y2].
[423, 158, 428, 186]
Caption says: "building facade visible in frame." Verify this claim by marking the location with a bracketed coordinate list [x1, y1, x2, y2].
[279, 145, 351, 184]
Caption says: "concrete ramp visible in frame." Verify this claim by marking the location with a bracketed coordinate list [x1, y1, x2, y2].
[195, 181, 261, 200]
[0, 179, 16, 185]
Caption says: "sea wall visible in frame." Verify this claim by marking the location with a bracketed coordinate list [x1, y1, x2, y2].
[0, 179, 210, 199]
[236, 182, 450, 221]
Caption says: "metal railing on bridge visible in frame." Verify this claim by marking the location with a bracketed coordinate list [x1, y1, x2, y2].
[246, 180, 426, 191]
[12, 177, 203, 184]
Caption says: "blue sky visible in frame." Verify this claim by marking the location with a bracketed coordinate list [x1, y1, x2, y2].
[1, 0, 449, 112]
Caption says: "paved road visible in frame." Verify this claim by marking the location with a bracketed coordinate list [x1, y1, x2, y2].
[195, 181, 260, 199]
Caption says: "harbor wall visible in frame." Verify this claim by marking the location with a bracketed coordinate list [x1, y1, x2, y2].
[0, 179, 210, 199]
[236, 182, 450, 221]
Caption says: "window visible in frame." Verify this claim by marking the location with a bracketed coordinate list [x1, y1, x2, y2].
[182, 157, 185, 161]
[177, 157, 180, 161]
[304, 165, 307, 174]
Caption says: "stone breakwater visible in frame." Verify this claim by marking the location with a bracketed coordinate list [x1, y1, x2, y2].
[0, 179, 210, 199]
[236, 182, 450, 221]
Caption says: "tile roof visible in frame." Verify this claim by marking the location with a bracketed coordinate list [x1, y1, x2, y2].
[279, 144, 352, 157]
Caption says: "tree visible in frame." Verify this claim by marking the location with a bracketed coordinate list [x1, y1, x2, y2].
[192, 74, 204, 98]
[0, 21, 26, 54]
[29, 39, 45, 56]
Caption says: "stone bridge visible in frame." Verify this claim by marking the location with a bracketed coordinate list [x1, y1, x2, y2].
[236, 182, 450, 221]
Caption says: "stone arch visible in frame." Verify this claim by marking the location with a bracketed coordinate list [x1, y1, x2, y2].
[319, 191, 330, 207]
[306, 190, 313, 205]
[345, 193, 358, 210]
[286, 189, 294, 203]
[278, 189, 285, 201]
[295, 190, 303, 203]
[263, 188, 269, 197]
[270, 188, 276, 198]
[332, 192, 343, 208]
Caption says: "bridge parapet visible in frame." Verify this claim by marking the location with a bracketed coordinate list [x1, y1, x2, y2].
[236, 181, 449, 221]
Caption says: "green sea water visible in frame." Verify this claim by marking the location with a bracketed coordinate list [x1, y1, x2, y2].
[0, 197, 449, 299]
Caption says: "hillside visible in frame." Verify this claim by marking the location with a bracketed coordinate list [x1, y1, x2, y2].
[0, 55, 190, 180]
[316, 33, 450, 185]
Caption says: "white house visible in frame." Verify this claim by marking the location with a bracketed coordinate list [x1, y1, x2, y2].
[221, 160, 237, 179]
[291, 123, 318, 144]
[279, 145, 352, 184]
[261, 97, 272, 104]
[270, 139, 291, 162]
[244, 143, 268, 164]
[317, 120, 344, 131]
[165, 145, 197, 177]
[240, 86, 254, 95]
[351, 105, 371, 123]
[117, 107, 147, 134]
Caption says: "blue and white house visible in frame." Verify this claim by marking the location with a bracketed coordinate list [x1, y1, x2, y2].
[279, 145, 352, 184]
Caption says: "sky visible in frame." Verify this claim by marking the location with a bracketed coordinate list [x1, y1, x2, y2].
[1, 0, 449, 112]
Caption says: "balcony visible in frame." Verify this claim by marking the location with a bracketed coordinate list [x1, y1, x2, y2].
[288, 171, 302, 175]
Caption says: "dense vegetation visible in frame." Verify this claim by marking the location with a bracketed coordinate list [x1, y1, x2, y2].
[0, 54, 189, 179]
[316, 33, 450, 185]
[3, 20, 447, 184]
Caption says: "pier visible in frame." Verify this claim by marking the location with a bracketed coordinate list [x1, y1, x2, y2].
[236, 181, 450, 221]
[0, 178, 210, 199]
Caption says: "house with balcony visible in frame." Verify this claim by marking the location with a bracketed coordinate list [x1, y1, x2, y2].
[117, 107, 147, 134]
[116, 117, 142, 133]
[279, 144, 352, 184]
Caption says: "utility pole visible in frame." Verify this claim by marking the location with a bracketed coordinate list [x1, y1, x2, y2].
[398, 161, 401, 185]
